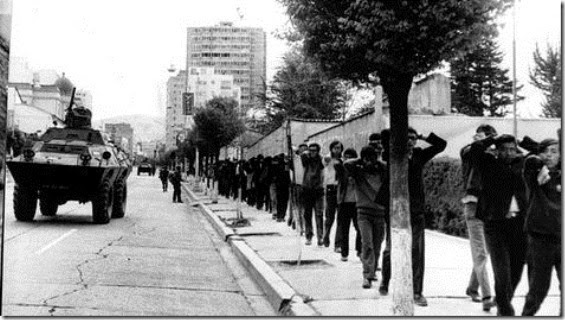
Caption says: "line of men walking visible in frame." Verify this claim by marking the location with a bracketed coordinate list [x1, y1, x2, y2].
[186, 124, 561, 315]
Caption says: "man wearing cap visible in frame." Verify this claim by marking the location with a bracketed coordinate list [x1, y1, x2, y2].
[469, 133, 528, 316]
[521, 138, 561, 316]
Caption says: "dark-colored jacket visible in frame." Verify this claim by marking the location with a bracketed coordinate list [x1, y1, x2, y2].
[301, 153, 324, 191]
[159, 169, 169, 182]
[344, 158, 388, 215]
[469, 136, 528, 221]
[169, 171, 183, 187]
[523, 155, 561, 242]
[409, 133, 447, 216]
[460, 144, 482, 197]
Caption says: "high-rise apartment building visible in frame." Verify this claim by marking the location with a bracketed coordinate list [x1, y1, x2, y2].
[165, 70, 187, 150]
[165, 67, 240, 151]
[186, 21, 266, 112]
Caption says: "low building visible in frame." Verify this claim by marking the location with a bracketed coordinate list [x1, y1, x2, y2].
[104, 122, 134, 154]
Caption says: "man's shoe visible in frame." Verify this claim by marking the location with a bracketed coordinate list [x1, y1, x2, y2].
[341, 256, 348, 262]
[317, 240, 324, 247]
[482, 298, 496, 312]
[368, 274, 378, 281]
[466, 288, 481, 303]
[379, 285, 388, 296]
[323, 239, 330, 247]
[362, 278, 372, 289]
[305, 239, 312, 246]
[414, 294, 428, 307]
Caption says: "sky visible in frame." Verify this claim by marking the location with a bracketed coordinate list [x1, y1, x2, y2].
[7, 0, 563, 120]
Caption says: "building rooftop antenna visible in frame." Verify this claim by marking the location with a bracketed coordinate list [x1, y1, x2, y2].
[236, 6, 244, 21]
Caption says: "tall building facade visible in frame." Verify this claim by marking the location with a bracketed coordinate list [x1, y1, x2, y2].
[165, 70, 187, 150]
[165, 67, 240, 150]
[186, 21, 266, 112]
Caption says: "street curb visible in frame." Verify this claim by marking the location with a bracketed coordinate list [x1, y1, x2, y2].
[182, 183, 235, 241]
[181, 183, 319, 316]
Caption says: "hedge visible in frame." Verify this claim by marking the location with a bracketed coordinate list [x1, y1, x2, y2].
[422, 157, 468, 238]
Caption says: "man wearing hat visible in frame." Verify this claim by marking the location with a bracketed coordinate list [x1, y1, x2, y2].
[469, 133, 528, 316]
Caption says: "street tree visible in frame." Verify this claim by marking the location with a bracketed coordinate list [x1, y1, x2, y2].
[451, 38, 523, 117]
[279, 0, 511, 314]
[530, 43, 562, 118]
[193, 96, 245, 161]
[257, 46, 347, 132]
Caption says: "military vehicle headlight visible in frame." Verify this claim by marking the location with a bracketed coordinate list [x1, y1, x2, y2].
[80, 152, 92, 165]
[102, 151, 112, 160]
[23, 149, 35, 161]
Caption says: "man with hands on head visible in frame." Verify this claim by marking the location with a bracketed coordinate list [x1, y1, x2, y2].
[469, 132, 528, 316]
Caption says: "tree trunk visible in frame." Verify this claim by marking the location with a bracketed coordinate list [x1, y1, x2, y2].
[381, 72, 415, 316]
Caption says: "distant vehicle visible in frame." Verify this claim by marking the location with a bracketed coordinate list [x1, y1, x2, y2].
[137, 163, 153, 176]
[6, 88, 132, 224]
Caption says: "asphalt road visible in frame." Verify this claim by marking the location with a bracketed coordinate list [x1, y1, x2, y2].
[2, 171, 275, 316]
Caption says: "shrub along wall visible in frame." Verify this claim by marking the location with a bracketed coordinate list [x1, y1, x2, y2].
[423, 157, 467, 238]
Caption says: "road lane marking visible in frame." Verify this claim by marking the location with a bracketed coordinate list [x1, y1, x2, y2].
[35, 229, 77, 255]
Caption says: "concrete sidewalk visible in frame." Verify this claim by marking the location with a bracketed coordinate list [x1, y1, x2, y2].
[182, 181, 561, 316]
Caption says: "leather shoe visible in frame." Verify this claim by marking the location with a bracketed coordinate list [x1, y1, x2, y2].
[379, 285, 388, 296]
[414, 294, 428, 307]
[362, 278, 371, 289]
[482, 298, 496, 312]
[466, 288, 481, 303]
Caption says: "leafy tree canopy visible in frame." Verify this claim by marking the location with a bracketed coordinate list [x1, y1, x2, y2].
[255, 45, 348, 133]
[193, 96, 245, 156]
[279, 0, 511, 85]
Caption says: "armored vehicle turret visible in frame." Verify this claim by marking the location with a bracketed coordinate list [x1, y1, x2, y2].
[7, 88, 132, 224]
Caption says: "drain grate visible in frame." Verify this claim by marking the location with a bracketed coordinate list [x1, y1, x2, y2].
[237, 232, 282, 237]
[268, 259, 333, 268]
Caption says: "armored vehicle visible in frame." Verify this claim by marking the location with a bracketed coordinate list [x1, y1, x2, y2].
[7, 88, 132, 224]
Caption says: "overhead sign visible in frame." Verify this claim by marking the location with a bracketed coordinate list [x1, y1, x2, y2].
[182, 92, 194, 115]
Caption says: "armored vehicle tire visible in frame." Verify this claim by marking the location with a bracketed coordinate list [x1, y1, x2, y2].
[40, 197, 58, 216]
[112, 180, 127, 218]
[92, 180, 114, 224]
[14, 184, 38, 222]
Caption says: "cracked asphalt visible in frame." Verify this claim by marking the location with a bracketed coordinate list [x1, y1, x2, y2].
[2, 172, 275, 316]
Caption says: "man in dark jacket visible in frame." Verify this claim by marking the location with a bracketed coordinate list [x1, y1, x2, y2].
[461, 124, 496, 311]
[273, 153, 291, 222]
[159, 166, 170, 192]
[379, 128, 447, 307]
[170, 166, 184, 203]
[301, 143, 325, 246]
[469, 133, 528, 316]
[521, 138, 561, 316]
[344, 146, 388, 289]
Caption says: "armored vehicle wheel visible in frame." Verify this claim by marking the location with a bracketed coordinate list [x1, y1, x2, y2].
[92, 180, 114, 224]
[112, 180, 127, 218]
[14, 184, 38, 221]
[40, 197, 58, 216]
